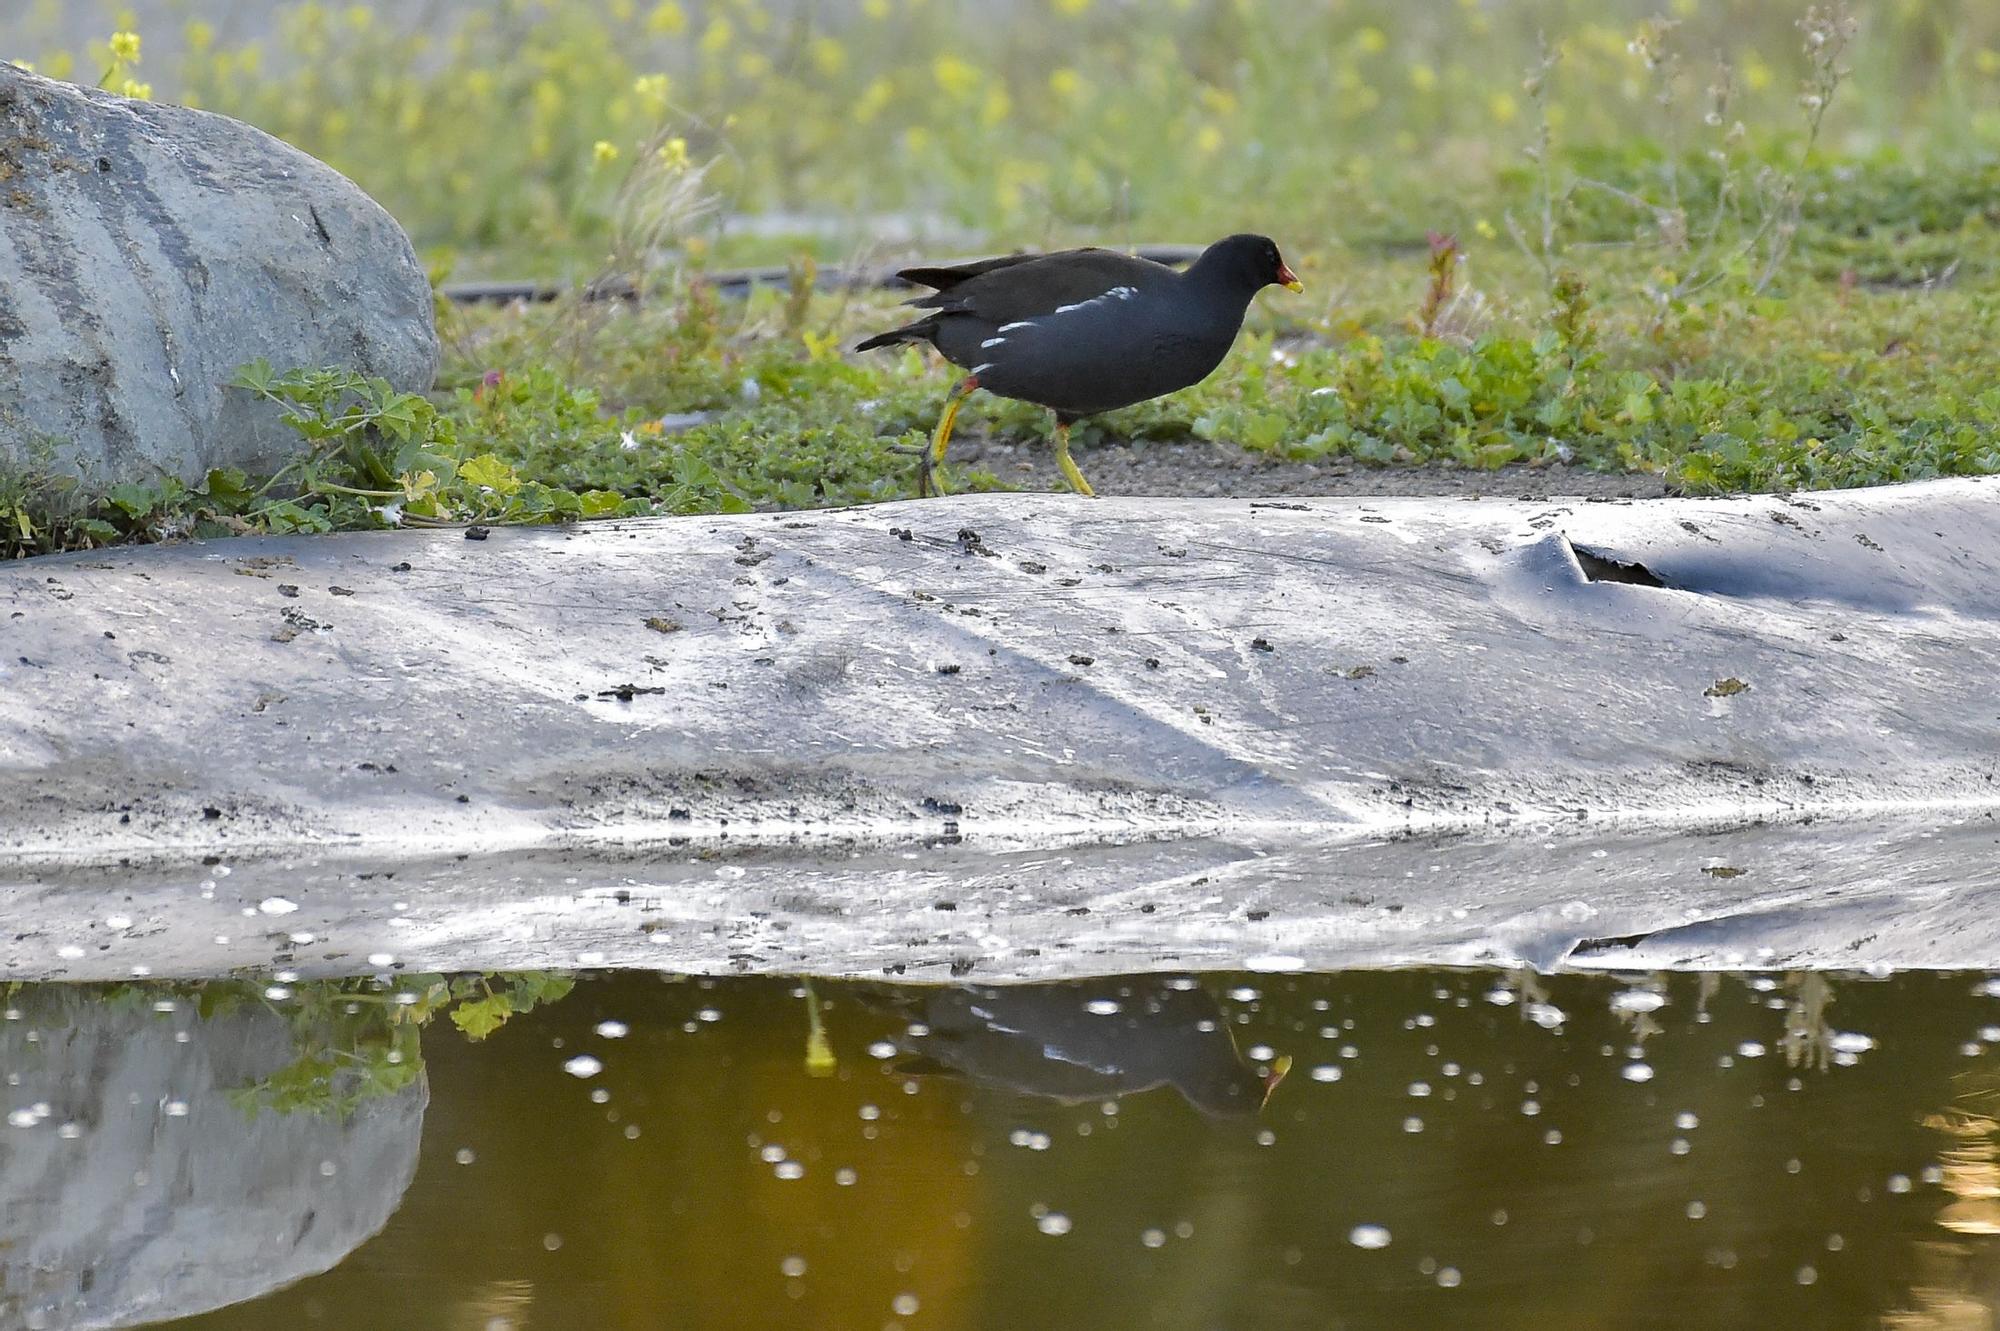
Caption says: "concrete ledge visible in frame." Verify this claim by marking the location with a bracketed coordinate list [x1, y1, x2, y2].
[4, 480, 1997, 976]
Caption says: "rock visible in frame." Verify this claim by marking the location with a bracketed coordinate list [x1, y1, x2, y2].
[0, 64, 437, 486]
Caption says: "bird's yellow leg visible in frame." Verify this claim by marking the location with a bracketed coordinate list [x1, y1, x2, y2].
[917, 376, 978, 498]
[802, 979, 837, 1078]
[1052, 419, 1097, 498]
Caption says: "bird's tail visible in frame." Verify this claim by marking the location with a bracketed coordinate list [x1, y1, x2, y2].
[853, 318, 937, 353]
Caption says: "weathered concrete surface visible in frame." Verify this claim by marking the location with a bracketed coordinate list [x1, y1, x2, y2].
[0, 988, 423, 1329]
[0, 65, 437, 484]
[2, 480, 1998, 976]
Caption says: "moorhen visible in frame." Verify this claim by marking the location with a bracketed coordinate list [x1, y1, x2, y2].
[855, 233, 1303, 497]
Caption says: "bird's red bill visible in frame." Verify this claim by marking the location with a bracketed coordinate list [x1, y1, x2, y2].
[1277, 262, 1304, 293]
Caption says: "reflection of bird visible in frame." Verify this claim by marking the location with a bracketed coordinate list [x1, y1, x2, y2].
[863, 979, 1289, 1118]
[855, 234, 1303, 498]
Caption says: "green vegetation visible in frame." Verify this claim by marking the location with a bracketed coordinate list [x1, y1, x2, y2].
[4, 0, 1998, 557]
[71, 972, 576, 1118]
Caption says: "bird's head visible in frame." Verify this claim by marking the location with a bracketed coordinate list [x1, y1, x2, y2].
[1197, 233, 1304, 295]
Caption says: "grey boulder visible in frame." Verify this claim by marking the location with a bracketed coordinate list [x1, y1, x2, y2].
[0, 64, 437, 486]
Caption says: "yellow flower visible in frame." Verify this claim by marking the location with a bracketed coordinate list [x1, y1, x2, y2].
[863, 0, 890, 16]
[1474, 218, 1497, 240]
[1408, 62, 1436, 92]
[1977, 48, 2000, 76]
[593, 139, 621, 166]
[658, 136, 690, 170]
[904, 126, 932, 153]
[736, 51, 771, 80]
[1487, 90, 1518, 124]
[108, 30, 141, 63]
[1197, 84, 1237, 116]
[1049, 67, 1082, 99]
[647, 2, 687, 34]
[633, 72, 671, 109]
[1054, 0, 1092, 13]
[344, 5, 371, 30]
[1355, 27, 1386, 54]
[811, 36, 846, 76]
[1742, 55, 1772, 91]
[854, 76, 894, 122]
[184, 20, 215, 53]
[9, 60, 32, 73]
[1194, 124, 1224, 156]
[700, 16, 733, 54]
[933, 54, 979, 99]
[118, 77, 151, 100]
[982, 83, 1011, 124]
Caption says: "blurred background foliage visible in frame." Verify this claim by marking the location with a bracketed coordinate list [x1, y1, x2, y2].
[10, 0, 2000, 275]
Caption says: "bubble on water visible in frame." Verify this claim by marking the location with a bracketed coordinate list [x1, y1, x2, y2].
[1408, 1082, 1432, 1098]
[1543, 1129, 1563, 1145]
[1622, 1063, 1655, 1083]
[1796, 1265, 1817, 1286]
[595, 1020, 630, 1039]
[1671, 1138, 1692, 1156]
[1687, 1200, 1707, 1219]
[1737, 1041, 1767, 1058]
[257, 897, 299, 916]
[1141, 1228, 1167, 1248]
[1611, 989, 1666, 1013]
[1228, 987, 1261, 1003]
[164, 1101, 189, 1118]
[1521, 1100, 1541, 1117]
[105, 915, 132, 930]
[1923, 1164, 1945, 1185]
[1484, 987, 1517, 1007]
[7, 1109, 36, 1128]
[1084, 998, 1122, 1015]
[860, 1104, 881, 1121]
[836, 1168, 858, 1186]
[55, 945, 84, 961]
[1887, 1174, 1912, 1194]
[1437, 1266, 1462, 1288]
[590, 1088, 610, 1104]
[774, 1161, 804, 1180]
[892, 1294, 919, 1316]
[543, 1233, 562, 1252]
[563, 1055, 604, 1079]
[1402, 1117, 1423, 1134]
[868, 1041, 898, 1060]
[1349, 1224, 1392, 1250]
[1311, 1065, 1342, 1083]
[1036, 1212, 1073, 1236]
[697, 1007, 722, 1023]
[455, 1148, 476, 1165]
[1828, 1031, 1874, 1054]
[264, 986, 292, 1002]
[1676, 1112, 1700, 1131]
[367, 953, 395, 968]
[1524, 1003, 1567, 1029]
[781, 1255, 807, 1278]
[57, 1122, 81, 1140]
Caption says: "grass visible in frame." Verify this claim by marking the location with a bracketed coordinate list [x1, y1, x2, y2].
[3, 0, 1999, 557]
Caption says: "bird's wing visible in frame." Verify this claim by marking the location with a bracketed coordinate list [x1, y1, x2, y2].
[904, 248, 1176, 324]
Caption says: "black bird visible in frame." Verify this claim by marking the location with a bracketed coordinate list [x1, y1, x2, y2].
[855, 233, 1303, 498]
[858, 978, 1291, 1118]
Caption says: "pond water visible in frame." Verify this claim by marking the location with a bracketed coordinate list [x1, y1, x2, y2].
[10, 968, 2000, 1329]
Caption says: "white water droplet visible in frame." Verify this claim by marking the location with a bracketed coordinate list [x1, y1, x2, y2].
[563, 1055, 604, 1079]
[1349, 1224, 1392, 1250]
[257, 897, 299, 916]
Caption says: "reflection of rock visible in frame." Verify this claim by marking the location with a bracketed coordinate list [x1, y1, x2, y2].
[0, 988, 426, 1330]
[873, 979, 1284, 1116]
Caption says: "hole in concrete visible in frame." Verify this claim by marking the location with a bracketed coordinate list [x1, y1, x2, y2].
[1571, 543, 1667, 588]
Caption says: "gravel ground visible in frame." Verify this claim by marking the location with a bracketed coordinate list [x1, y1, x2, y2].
[951, 433, 1671, 501]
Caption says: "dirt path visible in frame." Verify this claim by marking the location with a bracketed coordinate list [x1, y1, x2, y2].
[954, 434, 1670, 501]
